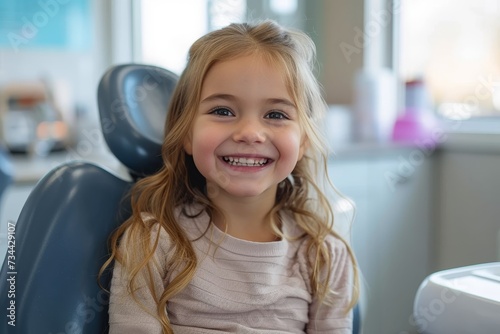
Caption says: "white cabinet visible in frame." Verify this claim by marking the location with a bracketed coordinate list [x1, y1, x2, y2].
[329, 148, 434, 334]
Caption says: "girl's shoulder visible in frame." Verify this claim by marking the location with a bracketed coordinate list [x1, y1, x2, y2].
[294, 232, 351, 264]
[281, 214, 351, 282]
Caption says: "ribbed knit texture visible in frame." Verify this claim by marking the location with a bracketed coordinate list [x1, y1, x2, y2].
[109, 208, 353, 333]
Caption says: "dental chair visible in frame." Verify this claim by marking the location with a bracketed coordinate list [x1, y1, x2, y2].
[0, 63, 178, 333]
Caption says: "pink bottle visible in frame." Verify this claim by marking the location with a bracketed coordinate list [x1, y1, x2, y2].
[392, 79, 438, 146]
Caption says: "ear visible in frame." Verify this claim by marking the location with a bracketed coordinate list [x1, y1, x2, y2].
[183, 135, 193, 155]
[298, 135, 309, 161]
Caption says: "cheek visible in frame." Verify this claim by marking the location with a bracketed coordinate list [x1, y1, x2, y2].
[190, 128, 221, 173]
[191, 129, 219, 155]
[278, 132, 304, 166]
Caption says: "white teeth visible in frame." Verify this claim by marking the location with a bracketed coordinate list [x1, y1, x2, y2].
[223, 156, 268, 166]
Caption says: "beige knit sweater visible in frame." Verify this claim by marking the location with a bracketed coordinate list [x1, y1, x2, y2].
[109, 208, 354, 333]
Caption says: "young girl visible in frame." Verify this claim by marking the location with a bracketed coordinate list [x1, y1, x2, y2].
[104, 21, 359, 334]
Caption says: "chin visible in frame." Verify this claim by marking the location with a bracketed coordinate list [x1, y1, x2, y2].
[227, 189, 266, 198]
[218, 186, 273, 200]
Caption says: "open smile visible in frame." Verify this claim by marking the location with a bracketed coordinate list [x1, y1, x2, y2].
[222, 156, 271, 167]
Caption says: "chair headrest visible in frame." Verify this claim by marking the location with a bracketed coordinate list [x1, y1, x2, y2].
[97, 64, 178, 177]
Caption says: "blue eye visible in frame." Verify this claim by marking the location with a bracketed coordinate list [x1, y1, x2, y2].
[265, 111, 288, 119]
[210, 107, 234, 116]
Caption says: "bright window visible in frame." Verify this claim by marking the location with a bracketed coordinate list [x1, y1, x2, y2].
[400, 0, 500, 119]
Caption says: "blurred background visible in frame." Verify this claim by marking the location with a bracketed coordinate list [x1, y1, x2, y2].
[0, 1, 499, 333]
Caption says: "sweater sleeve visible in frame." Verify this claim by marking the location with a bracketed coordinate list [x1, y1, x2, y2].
[108, 224, 171, 334]
[306, 235, 354, 334]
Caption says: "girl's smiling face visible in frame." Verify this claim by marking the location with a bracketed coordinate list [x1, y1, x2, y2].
[184, 53, 307, 202]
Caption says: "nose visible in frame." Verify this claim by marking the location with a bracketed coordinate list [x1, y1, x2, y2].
[232, 118, 266, 144]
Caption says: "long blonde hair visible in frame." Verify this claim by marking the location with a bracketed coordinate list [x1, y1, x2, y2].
[101, 20, 359, 333]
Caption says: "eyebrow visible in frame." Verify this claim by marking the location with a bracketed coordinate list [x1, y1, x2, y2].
[200, 93, 296, 108]
[200, 93, 236, 104]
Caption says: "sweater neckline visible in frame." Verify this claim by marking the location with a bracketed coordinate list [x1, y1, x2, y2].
[188, 209, 291, 257]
